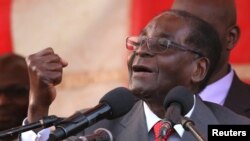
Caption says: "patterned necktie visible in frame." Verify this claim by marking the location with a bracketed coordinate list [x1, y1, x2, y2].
[153, 120, 175, 141]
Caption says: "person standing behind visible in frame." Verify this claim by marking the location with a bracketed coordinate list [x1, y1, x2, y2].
[0, 53, 29, 141]
[171, 0, 250, 118]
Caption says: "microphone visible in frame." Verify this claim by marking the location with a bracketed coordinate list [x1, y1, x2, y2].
[76, 128, 113, 141]
[0, 115, 63, 139]
[163, 86, 207, 141]
[48, 87, 137, 141]
[163, 86, 194, 124]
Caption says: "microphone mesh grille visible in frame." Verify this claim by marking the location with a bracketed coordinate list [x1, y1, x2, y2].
[99, 87, 138, 119]
[163, 86, 194, 115]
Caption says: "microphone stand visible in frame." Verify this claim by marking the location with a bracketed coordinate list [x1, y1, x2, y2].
[0, 115, 62, 139]
[180, 117, 207, 141]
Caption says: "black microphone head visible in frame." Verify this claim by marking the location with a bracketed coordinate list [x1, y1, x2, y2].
[99, 87, 138, 119]
[163, 86, 194, 116]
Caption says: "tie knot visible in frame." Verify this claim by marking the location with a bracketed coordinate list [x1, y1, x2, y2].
[153, 120, 175, 141]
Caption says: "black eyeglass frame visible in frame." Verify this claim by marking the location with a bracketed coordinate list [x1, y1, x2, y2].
[126, 36, 204, 57]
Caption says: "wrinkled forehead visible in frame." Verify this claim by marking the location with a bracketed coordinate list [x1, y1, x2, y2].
[141, 12, 191, 42]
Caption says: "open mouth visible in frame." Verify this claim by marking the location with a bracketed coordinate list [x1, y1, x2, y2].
[132, 65, 153, 73]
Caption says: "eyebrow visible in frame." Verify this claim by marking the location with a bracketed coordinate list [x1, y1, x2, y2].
[157, 32, 173, 39]
[139, 31, 174, 41]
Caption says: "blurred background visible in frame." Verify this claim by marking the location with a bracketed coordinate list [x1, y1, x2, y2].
[0, 0, 249, 117]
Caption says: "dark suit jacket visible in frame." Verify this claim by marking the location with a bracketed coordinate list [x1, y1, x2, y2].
[224, 72, 250, 118]
[67, 97, 250, 141]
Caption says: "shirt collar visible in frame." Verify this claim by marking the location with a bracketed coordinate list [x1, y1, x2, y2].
[199, 67, 234, 105]
[143, 95, 196, 137]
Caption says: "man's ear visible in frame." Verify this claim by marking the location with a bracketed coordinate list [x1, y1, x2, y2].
[226, 25, 240, 50]
[191, 57, 210, 83]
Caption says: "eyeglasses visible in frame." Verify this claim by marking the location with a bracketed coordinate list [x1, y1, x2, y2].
[126, 36, 204, 57]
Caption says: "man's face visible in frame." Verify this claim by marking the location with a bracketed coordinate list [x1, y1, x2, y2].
[0, 66, 29, 131]
[127, 13, 198, 103]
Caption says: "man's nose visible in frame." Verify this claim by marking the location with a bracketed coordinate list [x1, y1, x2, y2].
[135, 44, 154, 57]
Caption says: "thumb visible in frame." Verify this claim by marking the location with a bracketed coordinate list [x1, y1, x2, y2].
[60, 58, 68, 67]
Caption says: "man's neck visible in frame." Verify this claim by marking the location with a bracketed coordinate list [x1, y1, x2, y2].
[208, 63, 230, 85]
[145, 101, 165, 118]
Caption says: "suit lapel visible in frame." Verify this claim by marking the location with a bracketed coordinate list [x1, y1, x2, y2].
[224, 72, 250, 117]
[181, 96, 219, 141]
[115, 100, 149, 141]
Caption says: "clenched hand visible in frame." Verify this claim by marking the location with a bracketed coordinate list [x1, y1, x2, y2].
[26, 47, 68, 123]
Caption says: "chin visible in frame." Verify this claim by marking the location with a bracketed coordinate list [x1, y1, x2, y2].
[129, 85, 154, 101]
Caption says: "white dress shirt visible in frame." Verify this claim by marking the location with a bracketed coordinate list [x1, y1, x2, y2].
[21, 119, 50, 141]
[144, 95, 196, 141]
[199, 68, 234, 105]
